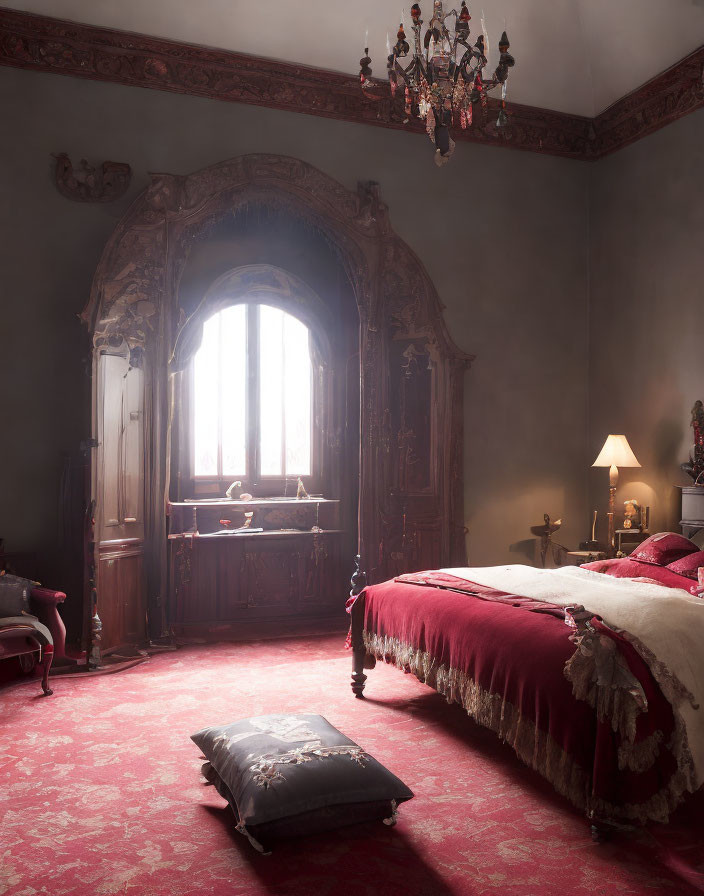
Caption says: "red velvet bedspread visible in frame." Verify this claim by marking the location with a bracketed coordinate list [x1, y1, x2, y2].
[353, 575, 681, 825]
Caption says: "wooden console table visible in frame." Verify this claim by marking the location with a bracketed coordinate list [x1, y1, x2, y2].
[168, 499, 349, 629]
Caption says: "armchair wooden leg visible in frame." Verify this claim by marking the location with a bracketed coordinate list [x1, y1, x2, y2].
[41, 646, 54, 696]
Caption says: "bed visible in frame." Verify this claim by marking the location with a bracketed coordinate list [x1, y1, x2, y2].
[347, 534, 704, 835]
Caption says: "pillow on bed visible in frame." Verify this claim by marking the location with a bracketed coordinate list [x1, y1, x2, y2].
[581, 557, 698, 592]
[666, 550, 704, 580]
[627, 532, 698, 566]
[192, 713, 413, 853]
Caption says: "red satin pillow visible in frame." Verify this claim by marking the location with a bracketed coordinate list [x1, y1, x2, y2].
[581, 557, 698, 593]
[627, 532, 698, 566]
[667, 550, 704, 580]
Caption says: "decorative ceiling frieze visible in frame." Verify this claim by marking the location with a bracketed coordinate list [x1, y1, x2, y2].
[0, 8, 702, 161]
[589, 48, 704, 159]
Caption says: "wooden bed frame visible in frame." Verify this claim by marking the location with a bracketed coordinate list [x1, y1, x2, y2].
[349, 557, 375, 700]
[347, 557, 613, 841]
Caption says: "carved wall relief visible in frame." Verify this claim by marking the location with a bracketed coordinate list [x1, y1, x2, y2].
[53, 153, 132, 203]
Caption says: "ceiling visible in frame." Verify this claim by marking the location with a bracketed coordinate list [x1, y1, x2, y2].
[8, 0, 704, 117]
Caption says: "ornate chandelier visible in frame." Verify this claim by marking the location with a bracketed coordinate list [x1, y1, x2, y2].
[360, 2, 515, 165]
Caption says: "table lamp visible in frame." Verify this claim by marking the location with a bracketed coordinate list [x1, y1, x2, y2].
[592, 434, 641, 552]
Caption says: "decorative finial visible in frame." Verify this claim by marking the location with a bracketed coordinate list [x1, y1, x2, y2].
[359, 50, 373, 86]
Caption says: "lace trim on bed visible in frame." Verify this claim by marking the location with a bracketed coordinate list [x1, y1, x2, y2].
[618, 631, 698, 792]
[363, 630, 692, 825]
[561, 614, 659, 773]
[618, 730, 664, 774]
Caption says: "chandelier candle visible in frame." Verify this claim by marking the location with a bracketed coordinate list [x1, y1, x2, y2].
[360, 1, 515, 165]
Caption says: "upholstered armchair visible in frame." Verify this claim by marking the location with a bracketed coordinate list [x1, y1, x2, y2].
[0, 575, 68, 696]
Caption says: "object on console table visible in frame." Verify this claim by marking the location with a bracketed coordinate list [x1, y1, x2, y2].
[169, 498, 340, 536]
[191, 713, 413, 853]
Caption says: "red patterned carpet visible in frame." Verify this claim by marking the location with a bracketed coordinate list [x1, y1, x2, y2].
[2, 633, 704, 896]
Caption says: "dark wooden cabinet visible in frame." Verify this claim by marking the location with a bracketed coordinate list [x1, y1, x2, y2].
[169, 530, 345, 627]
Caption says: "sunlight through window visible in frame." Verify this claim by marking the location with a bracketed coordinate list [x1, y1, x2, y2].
[193, 303, 312, 481]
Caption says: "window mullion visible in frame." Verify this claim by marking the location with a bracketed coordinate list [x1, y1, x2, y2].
[248, 305, 259, 484]
[217, 312, 223, 478]
[281, 314, 286, 479]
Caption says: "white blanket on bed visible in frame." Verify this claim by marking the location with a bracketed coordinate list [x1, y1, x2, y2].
[441, 564, 704, 787]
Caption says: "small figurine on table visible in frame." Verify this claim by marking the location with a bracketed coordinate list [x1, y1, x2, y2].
[622, 499, 641, 530]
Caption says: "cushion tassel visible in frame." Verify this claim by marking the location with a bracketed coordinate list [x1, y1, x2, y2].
[235, 821, 271, 855]
[382, 799, 398, 826]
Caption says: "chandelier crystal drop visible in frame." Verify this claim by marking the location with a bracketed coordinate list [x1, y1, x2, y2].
[360, 2, 515, 165]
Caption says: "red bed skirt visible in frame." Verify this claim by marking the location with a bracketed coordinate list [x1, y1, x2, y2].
[351, 576, 688, 825]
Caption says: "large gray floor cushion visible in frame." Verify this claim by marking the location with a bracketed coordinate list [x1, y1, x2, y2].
[191, 713, 413, 852]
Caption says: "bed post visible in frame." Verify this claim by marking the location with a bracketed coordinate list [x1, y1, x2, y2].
[350, 555, 369, 698]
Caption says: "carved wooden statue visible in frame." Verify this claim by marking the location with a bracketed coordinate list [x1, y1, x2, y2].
[681, 400, 704, 484]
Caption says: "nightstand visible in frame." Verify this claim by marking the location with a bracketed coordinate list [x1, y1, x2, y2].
[565, 550, 607, 565]
[614, 529, 649, 556]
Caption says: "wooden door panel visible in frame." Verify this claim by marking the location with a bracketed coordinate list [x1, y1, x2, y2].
[97, 555, 121, 650]
[244, 541, 296, 610]
[97, 545, 146, 651]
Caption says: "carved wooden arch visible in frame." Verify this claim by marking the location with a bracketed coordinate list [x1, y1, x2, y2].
[84, 153, 473, 597]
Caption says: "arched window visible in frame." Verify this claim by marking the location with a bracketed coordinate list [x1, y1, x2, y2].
[192, 303, 313, 486]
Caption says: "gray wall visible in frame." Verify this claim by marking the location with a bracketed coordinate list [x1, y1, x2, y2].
[589, 109, 704, 537]
[0, 65, 590, 592]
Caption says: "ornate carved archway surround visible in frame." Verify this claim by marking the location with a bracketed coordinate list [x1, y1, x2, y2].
[84, 153, 473, 601]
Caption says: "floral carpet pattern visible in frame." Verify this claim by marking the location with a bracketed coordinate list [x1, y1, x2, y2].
[1, 633, 703, 896]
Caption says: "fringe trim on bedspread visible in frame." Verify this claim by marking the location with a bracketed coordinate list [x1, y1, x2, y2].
[562, 627, 650, 772]
[620, 631, 698, 793]
[363, 630, 692, 825]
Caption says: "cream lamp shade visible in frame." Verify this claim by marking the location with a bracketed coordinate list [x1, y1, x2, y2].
[592, 434, 641, 469]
